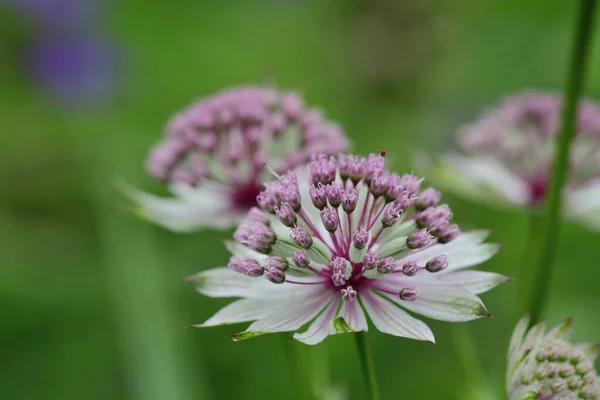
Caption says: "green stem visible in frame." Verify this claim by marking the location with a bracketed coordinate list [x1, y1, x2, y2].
[279, 335, 313, 400]
[355, 332, 380, 400]
[308, 344, 332, 400]
[452, 325, 498, 400]
[519, 0, 597, 325]
[515, 213, 545, 321]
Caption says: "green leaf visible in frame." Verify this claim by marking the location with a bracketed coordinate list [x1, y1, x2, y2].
[230, 330, 270, 341]
[331, 317, 356, 334]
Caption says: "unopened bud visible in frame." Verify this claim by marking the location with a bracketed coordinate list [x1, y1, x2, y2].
[264, 266, 286, 284]
[415, 187, 441, 211]
[309, 183, 327, 210]
[326, 182, 344, 208]
[402, 260, 419, 276]
[321, 208, 340, 233]
[292, 250, 310, 268]
[438, 224, 461, 243]
[363, 251, 378, 270]
[377, 257, 395, 274]
[407, 229, 431, 249]
[341, 189, 358, 213]
[275, 202, 297, 227]
[266, 256, 288, 271]
[399, 287, 420, 301]
[290, 227, 313, 249]
[352, 229, 369, 249]
[426, 255, 448, 272]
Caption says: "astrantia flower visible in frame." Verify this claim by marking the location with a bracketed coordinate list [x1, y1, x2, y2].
[124, 85, 348, 232]
[188, 152, 506, 344]
[422, 91, 600, 230]
[507, 314, 599, 400]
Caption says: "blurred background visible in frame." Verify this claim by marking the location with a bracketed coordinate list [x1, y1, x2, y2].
[1, 0, 599, 399]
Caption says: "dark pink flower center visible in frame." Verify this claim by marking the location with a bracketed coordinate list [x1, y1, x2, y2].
[232, 180, 265, 211]
[527, 174, 548, 205]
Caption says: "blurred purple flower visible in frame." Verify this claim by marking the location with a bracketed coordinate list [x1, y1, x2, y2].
[23, 35, 116, 106]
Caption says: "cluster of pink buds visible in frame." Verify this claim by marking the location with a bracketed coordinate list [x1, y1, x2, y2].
[124, 85, 348, 231]
[190, 152, 504, 344]
[148, 86, 347, 187]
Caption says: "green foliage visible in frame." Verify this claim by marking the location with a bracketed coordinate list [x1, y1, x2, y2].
[1, 0, 599, 399]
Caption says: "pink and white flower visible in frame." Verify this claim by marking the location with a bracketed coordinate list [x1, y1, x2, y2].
[122, 85, 348, 232]
[422, 91, 600, 230]
[188, 152, 506, 344]
[507, 315, 599, 400]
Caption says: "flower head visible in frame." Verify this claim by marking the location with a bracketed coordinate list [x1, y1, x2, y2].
[422, 91, 600, 230]
[507, 314, 599, 400]
[189, 152, 506, 344]
[123, 85, 348, 232]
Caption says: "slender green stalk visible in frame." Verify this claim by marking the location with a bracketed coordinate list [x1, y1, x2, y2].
[515, 213, 545, 321]
[518, 0, 597, 325]
[355, 333, 380, 400]
[308, 343, 332, 400]
[279, 335, 313, 400]
[451, 325, 498, 400]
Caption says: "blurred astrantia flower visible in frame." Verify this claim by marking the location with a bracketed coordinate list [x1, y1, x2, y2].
[507, 314, 599, 400]
[422, 91, 600, 230]
[188, 152, 506, 344]
[123, 85, 348, 232]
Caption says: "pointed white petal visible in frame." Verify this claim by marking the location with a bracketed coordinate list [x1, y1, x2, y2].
[238, 291, 332, 336]
[269, 217, 333, 261]
[119, 179, 237, 232]
[508, 315, 531, 372]
[194, 298, 279, 327]
[190, 267, 324, 298]
[522, 320, 546, 348]
[293, 297, 340, 345]
[360, 290, 435, 342]
[395, 230, 500, 273]
[544, 318, 573, 341]
[223, 240, 269, 262]
[296, 298, 369, 344]
[337, 298, 368, 333]
[378, 220, 418, 247]
[566, 179, 600, 212]
[508, 321, 546, 391]
[168, 180, 230, 205]
[566, 180, 600, 230]
[436, 153, 530, 207]
[377, 235, 409, 258]
[295, 167, 333, 244]
[575, 343, 600, 362]
[397, 284, 490, 322]
[410, 270, 509, 294]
